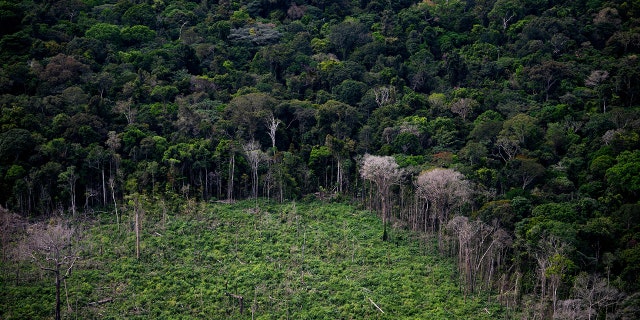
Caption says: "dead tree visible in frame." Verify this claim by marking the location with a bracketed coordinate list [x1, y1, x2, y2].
[416, 168, 472, 251]
[266, 113, 281, 150]
[242, 140, 266, 200]
[360, 154, 403, 241]
[226, 292, 244, 314]
[18, 218, 79, 320]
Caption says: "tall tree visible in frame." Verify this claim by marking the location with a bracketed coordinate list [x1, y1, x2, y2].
[360, 154, 403, 241]
[266, 113, 281, 150]
[58, 166, 78, 216]
[416, 168, 472, 250]
[242, 140, 266, 200]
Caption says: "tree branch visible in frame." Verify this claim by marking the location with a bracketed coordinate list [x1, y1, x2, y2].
[63, 255, 79, 279]
[368, 297, 385, 313]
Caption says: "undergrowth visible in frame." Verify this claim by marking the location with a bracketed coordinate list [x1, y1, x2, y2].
[1, 200, 503, 319]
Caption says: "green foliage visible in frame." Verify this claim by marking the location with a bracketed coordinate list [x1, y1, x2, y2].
[120, 25, 156, 45]
[606, 150, 640, 200]
[0, 201, 502, 319]
[85, 22, 121, 43]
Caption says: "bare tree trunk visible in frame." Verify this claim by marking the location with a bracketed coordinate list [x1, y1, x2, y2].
[227, 154, 235, 202]
[227, 154, 236, 201]
[109, 177, 119, 230]
[205, 167, 209, 200]
[161, 199, 167, 229]
[102, 168, 106, 205]
[135, 202, 140, 260]
[336, 157, 343, 194]
[55, 269, 61, 320]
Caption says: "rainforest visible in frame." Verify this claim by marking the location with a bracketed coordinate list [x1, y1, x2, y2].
[1, 0, 639, 319]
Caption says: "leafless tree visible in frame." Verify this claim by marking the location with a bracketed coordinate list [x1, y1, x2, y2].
[373, 86, 396, 108]
[495, 136, 520, 162]
[450, 98, 478, 121]
[132, 196, 144, 260]
[108, 176, 119, 229]
[243, 140, 266, 200]
[227, 146, 236, 202]
[115, 98, 136, 125]
[416, 168, 472, 251]
[585, 70, 610, 113]
[17, 218, 79, 320]
[266, 113, 281, 150]
[554, 273, 623, 320]
[532, 234, 572, 314]
[360, 154, 403, 241]
[447, 216, 512, 295]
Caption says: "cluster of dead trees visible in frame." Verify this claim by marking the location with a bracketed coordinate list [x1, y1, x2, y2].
[359, 154, 630, 318]
[360, 154, 509, 296]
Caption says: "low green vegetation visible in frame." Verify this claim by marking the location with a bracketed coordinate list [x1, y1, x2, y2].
[1, 200, 502, 319]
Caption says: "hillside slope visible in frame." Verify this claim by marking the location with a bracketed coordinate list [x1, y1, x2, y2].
[2, 200, 503, 319]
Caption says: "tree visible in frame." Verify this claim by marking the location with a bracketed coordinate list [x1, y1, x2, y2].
[216, 139, 238, 202]
[522, 60, 571, 101]
[0, 128, 35, 164]
[242, 140, 266, 200]
[416, 168, 472, 250]
[266, 113, 281, 150]
[585, 70, 611, 113]
[120, 25, 156, 45]
[528, 231, 573, 312]
[447, 216, 512, 296]
[85, 23, 121, 44]
[500, 113, 540, 148]
[36, 53, 91, 89]
[450, 98, 478, 121]
[122, 3, 155, 26]
[17, 218, 79, 320]
[373, 86, 397, 108]
[563, 273, 622, 320]
[605, 150, 640, 201]
[504, 157, 545, 190]
[328, 20, 370, 60]
[488, 0, 523, 31]
[58, 166, 78, 216]
[325, 135, 355, 194]
[334, 79, 367, 106]
[360, 154, 403, 241]
[225, 93, 276, 140]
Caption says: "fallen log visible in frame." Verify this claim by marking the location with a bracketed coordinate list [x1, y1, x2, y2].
[88, 298, 113, 306]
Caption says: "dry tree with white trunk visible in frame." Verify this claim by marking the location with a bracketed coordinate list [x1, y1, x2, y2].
[360, 154, 403, 241]
[415, 168, 472, 251]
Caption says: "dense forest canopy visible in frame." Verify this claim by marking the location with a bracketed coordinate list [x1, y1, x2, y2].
[1, 0, 640, 318]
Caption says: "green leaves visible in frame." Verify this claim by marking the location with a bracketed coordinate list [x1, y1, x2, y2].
[606, 150, 640, 199]
[85, 23, 120, 43]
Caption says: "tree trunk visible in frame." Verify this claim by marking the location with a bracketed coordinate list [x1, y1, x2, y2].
[70, 181, 76, 217]
[55, 270, 61, 320]
[227, 154, 235, 202]
[336, 157, 342, 194]
[102, 168, 106, 205]
[110, 178, 119, 230]
[135, 204, 140, 260]
[381, 192, 389, 242]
